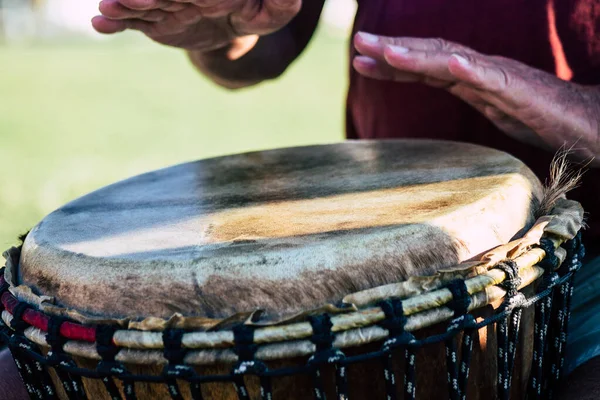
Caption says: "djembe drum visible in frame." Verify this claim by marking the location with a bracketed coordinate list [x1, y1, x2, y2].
[0, 140, 585, 400]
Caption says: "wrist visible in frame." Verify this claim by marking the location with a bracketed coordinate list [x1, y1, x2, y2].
[188, 35, 260, 61]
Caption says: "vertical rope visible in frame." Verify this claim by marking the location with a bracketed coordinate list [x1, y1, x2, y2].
[10, 302, 57, 400]
[232, 324, 273, 400]
[189, 380, 205, 400]
[10, 333, 57, 400]
[458, 329, 475, 400]
[529, 300, 544, 399]
[46, 317, 87, 400]
[528, 238, 560, 399]
[382, 350, 398, 400]
[96, 324, 129, 400]
[307, 314, 347, 400]
[445, 336, 460, 400]
[444, 280, 475, 400]
[546, 234, 585, 399]
[506, 309, 523, 391]
[497, 316, 510, 400]
[162, 329, 190, 400]
[404, 347, 417, 400]
[496, 261, 525, 400]
[379, 298, 416, 400]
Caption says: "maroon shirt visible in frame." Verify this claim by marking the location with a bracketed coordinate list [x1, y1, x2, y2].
[347, 0, 600, 252]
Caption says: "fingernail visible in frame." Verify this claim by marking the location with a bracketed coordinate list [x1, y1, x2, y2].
[355, 55, 377, 66]
[388, 45, 409, 54]
[453, 54, 470, 67]
[358, 32, 379, 44]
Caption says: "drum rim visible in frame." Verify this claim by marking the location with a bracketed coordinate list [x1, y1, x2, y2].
[0, 198, 584, 365]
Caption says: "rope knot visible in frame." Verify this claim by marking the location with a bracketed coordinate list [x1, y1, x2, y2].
[445, 280, 472, 317]
[538, 238, 559, 273]
[498, 260, 522, 294]
[379, 298, 408, 337]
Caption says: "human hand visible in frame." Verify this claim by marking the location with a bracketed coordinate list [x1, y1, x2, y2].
[353, 32, 600, 164]
[92, 0, 301, 55]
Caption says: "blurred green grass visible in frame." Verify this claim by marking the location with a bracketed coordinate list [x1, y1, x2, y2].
[0, 28, 347, 249]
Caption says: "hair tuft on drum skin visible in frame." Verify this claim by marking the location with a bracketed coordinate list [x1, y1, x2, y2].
[536, 149, 587, 219]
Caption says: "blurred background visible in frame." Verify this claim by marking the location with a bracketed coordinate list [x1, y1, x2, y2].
[0, 0, 356, 248]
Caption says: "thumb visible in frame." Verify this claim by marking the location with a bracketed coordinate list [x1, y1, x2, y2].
[232, 0, 300, 35]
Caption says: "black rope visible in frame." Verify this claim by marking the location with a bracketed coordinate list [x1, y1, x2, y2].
[545, 235, 585, 399]
[161, 330, 204, 400]
[379, 298, 417, 400]
[9, 301, 57, 400]
[528, 238, 562, 399]
[444, 280, 476, 400]
[538, 238, 559, 273]
[494, 260, 525, 400]
[232, 324, 273, 400]
[529, 291, 552, 399]
[162, 329, 189, 400]
[96, 324, 129, 400]
[10, 333, 57, 400]
[46, 317, 87, 400]
[446, 280, 472, 317]
[308, 314, 347, 400]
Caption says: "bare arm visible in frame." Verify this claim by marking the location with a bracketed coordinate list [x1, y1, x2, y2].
[188, 1, 326, 89]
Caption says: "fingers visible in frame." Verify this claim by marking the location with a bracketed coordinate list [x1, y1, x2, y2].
[94, 1, 204, 36]
[354, 32, 473, 60]
[381, 46, 462, 83]
[353, 56, 421, 83]
[91, 15, 127, 34]
[117, 0, 169, 10]
[355, 38, 518, 100]
[353, 55, 451, 88]
[99, 1, 168, 21]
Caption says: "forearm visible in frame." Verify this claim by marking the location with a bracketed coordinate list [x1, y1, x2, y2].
[188, 1, 325, 90]
[187, 29, 298, 90]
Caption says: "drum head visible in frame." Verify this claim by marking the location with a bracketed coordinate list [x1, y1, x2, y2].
[18, 140, 543, 321]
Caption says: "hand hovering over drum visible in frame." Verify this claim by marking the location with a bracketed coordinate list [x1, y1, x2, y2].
[353, 33, 600, 165]
[92, 0, 322, 89]
[92, 0, 301, 54]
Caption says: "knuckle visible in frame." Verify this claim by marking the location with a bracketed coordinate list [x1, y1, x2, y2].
[431, 38, 447, 51]
[431, 37, 460, 52]
[493, 67, 511, 92]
